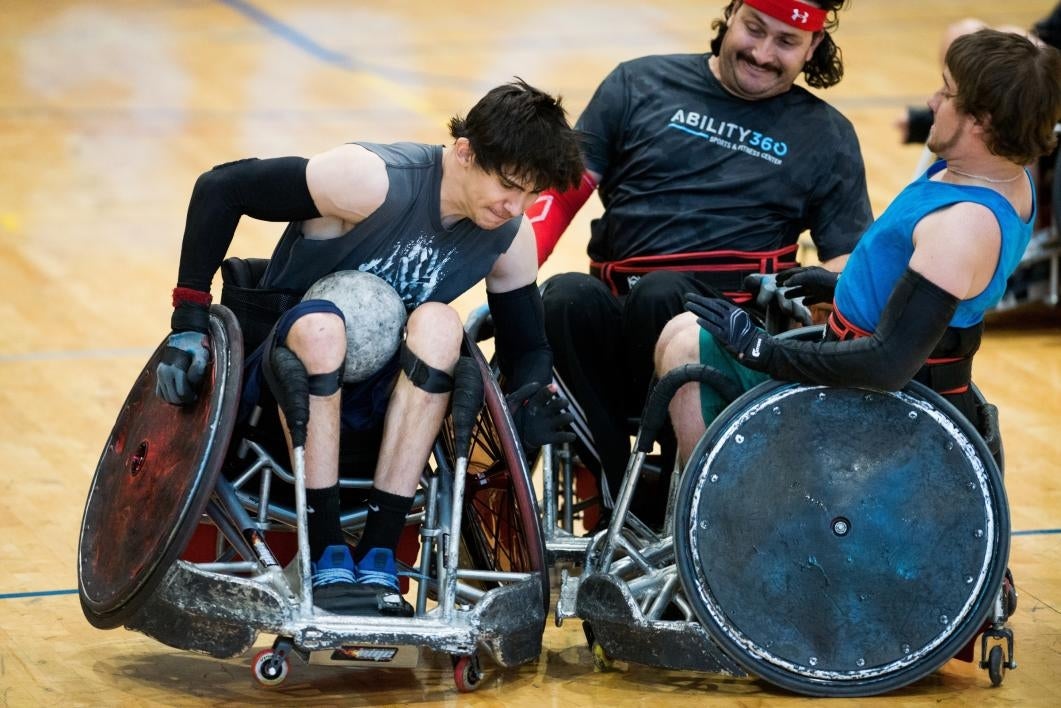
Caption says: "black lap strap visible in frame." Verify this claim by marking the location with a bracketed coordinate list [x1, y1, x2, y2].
[399, 341, 453, 394]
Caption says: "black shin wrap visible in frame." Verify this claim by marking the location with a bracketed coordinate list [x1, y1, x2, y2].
[487, 283, 552, 391]
[759, 268, 959, 390]
[307, 365, 344, 396]
[399, 341, 453, 394]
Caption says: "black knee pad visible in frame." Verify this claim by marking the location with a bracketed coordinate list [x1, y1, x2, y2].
[399, 341, 453, 394]
[307, 364, 344, 396]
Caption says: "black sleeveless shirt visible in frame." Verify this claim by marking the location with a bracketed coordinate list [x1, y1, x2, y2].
[260, 142, 521, 308]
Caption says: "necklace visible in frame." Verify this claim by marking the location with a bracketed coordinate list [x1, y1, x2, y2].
[947, 166, 1024, 184]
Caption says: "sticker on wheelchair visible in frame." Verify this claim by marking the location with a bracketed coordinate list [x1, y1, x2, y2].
[311, 644, 420, 668]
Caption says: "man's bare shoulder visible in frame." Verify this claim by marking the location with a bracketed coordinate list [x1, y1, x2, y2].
[911, 201, 1001, 299]
[306, 144, 389, 222]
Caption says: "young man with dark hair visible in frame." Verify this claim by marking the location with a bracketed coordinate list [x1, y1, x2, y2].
[663, 29, 1061, 463]
[155, 79, 582, 614]
[529, 0, 871, 511]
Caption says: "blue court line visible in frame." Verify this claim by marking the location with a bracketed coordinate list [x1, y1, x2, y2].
[1013, 528, 1061, 536]
[218, 0, 348, 66]
[0, 589, 79, 599]
[215, 0, 471, 89]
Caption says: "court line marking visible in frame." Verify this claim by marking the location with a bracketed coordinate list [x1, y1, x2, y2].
[0, 348, 154, 363]
[216, 0, 473, 90]
[1, 589, 79, 599]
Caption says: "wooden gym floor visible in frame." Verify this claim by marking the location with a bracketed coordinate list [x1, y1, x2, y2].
[1, 1, 1058, 705]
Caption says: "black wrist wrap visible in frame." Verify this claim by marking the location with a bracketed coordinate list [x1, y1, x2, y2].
[171, 302, 211, 333]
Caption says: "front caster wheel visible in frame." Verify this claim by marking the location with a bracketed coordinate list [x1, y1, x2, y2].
[591, 640, 613, 671]
[252, 648, 290, 687]
[987, 645, 1006, 687]
[453, 654, 483, 692]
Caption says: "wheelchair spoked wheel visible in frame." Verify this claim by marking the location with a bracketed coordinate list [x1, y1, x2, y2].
[438, 335, 549, 613]
[674, 380, 1009, 697]
[78, 306, 243, 629]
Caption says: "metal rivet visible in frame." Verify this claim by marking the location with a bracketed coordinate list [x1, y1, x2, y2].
[974, 529, 984, 539]
[908, 411, 918, 420]
[856, 658, 865, 667]
[773, 406, 781, 415]
[735, 434, 745, 444]
[818, 393, 827, 401]
[700, 521, 709, 530]
[940, 615, 949, 624]
[809, 657, 818, 666]
[902, 644, 911, 654]
[710, 474, 719, 483]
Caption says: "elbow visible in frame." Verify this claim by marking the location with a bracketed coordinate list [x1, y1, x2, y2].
[859, 359, 920, 392]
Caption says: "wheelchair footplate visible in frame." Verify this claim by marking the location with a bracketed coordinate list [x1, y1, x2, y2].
[576, 571, 745, 675]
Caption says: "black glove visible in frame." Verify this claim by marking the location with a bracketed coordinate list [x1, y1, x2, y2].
[156, 331, 211, 404]
[743, 273, 813, 326]
[505, 382, 576, 449]
[775, 266, 839, 306]
[685, 293, 772, 366]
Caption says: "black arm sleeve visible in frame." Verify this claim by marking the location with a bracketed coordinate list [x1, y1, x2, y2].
[751, 269, 959, 390]
[176, 157, 322, 292]
[487, 283, 553, 392]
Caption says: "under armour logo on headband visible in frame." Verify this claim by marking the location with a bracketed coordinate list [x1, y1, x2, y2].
[744, 0, 827, 32]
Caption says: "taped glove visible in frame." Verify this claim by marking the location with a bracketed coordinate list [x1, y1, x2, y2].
[743, 273, 813, 326]
[774, 266, 839, 306]
[156, 330, 211, 404]
[505, 382, 576, 449]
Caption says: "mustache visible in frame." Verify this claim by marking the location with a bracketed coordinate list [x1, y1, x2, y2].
[737, 53, 781, 75]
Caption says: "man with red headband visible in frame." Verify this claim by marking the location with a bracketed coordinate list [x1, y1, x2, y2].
[667, 28, 1060, 464]
[533, 0, 870, 519]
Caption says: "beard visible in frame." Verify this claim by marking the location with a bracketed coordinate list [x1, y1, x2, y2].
[926, 118, 964, 157]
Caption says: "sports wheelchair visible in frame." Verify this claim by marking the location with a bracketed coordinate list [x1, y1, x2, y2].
[77, 294, 548, 692]
[551, 327, 1018, 696]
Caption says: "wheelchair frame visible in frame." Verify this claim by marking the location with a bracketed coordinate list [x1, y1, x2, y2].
[78, 305, 548, 692]
[551, 362, 1018, 696]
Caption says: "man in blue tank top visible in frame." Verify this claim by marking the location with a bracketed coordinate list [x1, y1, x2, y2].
[153, 81, 584, 615]
[525, 0, 870, 517]
[660, 29, 1061, 466]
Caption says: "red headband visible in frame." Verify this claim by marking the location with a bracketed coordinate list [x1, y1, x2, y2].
[743, 0, 827, 32]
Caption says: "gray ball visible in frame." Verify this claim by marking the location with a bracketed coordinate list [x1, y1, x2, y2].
[302, 270, 407, 383]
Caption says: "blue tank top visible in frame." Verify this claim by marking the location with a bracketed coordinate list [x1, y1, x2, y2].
[260, 142, 521, 308]
[834, 161, 1034, 331]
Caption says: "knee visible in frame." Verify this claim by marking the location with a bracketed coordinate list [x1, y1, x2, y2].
[406, 302, 462, 369]
[285, 311, 346, 374]
[655, 312, 701, 375]
[625, 271, 689, 321]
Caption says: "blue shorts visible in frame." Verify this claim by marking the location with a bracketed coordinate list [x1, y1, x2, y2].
[240, 299, 400, 432]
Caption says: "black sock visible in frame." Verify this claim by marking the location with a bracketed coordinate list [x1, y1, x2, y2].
[354, 487, 415, 563]
[305, 484, 345, 560]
